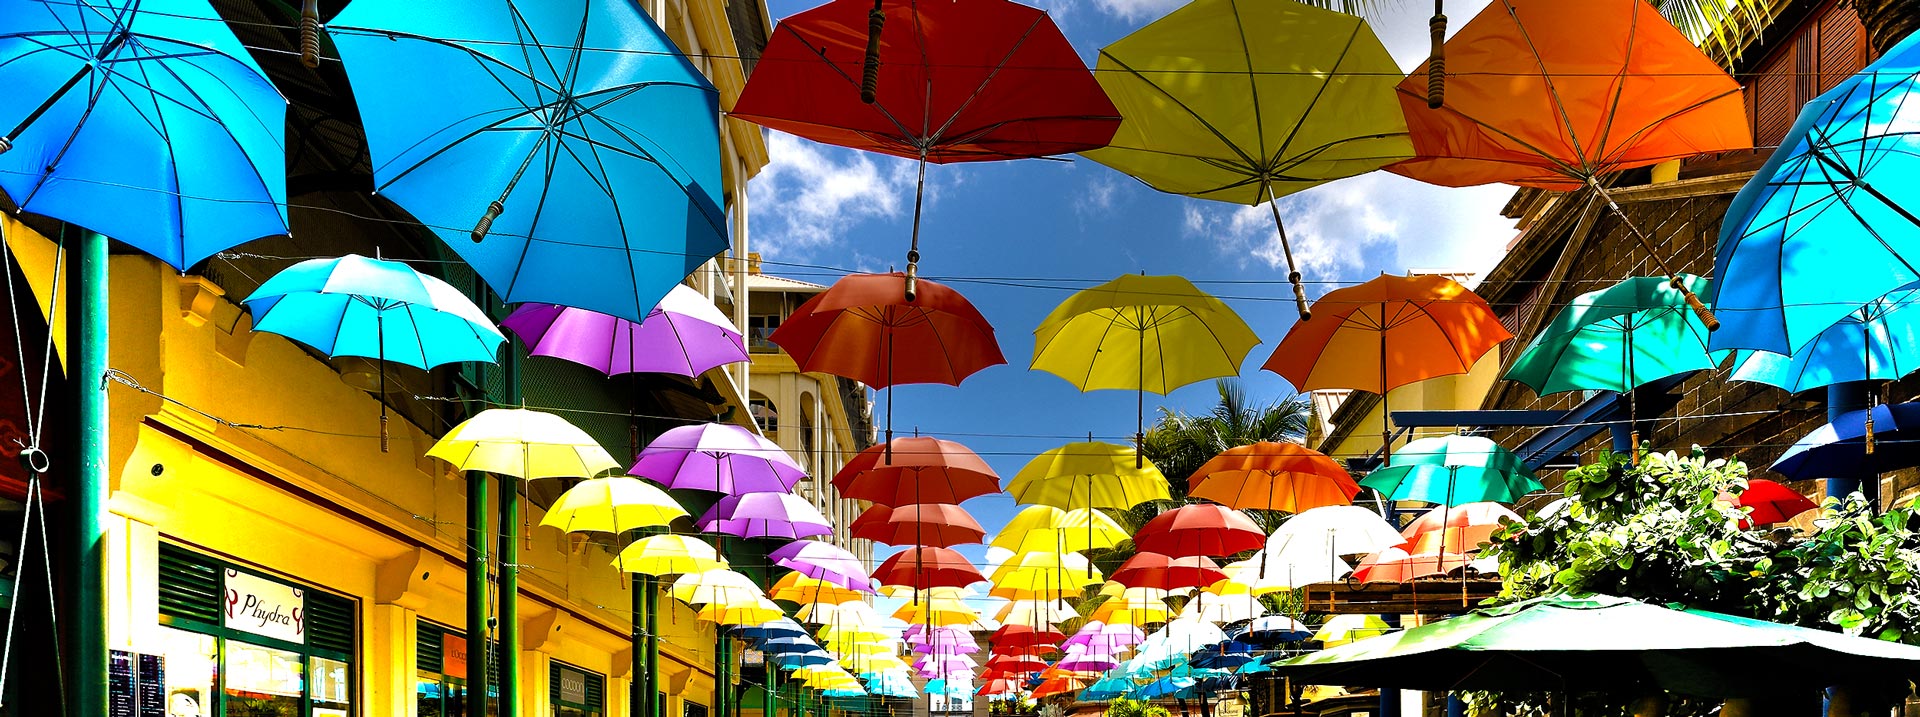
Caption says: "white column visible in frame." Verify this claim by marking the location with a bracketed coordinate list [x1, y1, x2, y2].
[732, 163, 751, 399]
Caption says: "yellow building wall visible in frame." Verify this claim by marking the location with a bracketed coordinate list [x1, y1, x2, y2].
[1319, 349, 1504, 463]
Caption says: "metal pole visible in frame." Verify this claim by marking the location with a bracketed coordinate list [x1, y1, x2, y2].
[1827, 382, 1874, 503]
[767, 655, 778, 717]
[635, 579, 649, 717]
[468, 471, 492, 717]
[500, 476, 520, 716]
[648, 575, 663, 717]
[71, 230, 108, 717]
[718, 629, 732, 717]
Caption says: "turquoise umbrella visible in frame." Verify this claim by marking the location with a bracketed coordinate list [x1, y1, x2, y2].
[1080, 675, 1134, 700]
[1133, 676, 1197, 699]
[1506, 275, 1725, 396]
[1359, 435, 1541, 505]
[1733, 284, 1920, 393]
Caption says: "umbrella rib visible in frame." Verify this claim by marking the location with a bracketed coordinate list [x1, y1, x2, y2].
[1265, 18, 1364, 170]
[924, 14, 1045, 147]
[1501, 0, 1595, 176]
[498, 130, 567, 302]
[1098, 50, 1261, 170]
[127, 44, 194, 256]
[1225, 0, 1269, 165]
[774, 22, 922, 145]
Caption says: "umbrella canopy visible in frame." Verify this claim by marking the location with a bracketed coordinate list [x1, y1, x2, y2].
[873, 547, 987, 592]
[990, 552, 1104, 596]
[1081, 676, 1135, 700]
[771, 573, 870, 606]
[1136, 618, 1228, 669]
[1719, 479, 1819, 527]
[1180, 591, 1266, 625]
[1067, 621, 1147, 653]
[1359, 435, 1543, 505]
[616, 535, 728, 575]
[989, 505, 1130, 554]
[1031, 675, 1090, 699]
[772, 541, 877, 592]
[770, 274, 1004, 391]
[851, 504, 987, 547]
[1239, 616, 1312, 646]
[1136, 504, 1265, 557]
[1188, 442, 1358, 513]
[1710, 32, 1920, 355]
[1351, 547, 1474, 583]
[1008, 442, 1170, 510]
[1225, 548, 1349, 595]
[1275, 594, 1920, 697]
[990, 624, 1066, 648]
[329, 0, 724, 323]
[630, 423, 806, 494]
[1506, 275, 1726, 395]
[833, 437, 1002, 507]
[1772, 403, 1920, 480]
[540, 477, 689, 535]
[698, 598, 789, 627]
[1401, 502, 1521, 554]
[1268, 505, 1409, 558]
[502, 285, 748, 377]
[671, 569, 765, 606]
[1732, 284, 1920, 393]
[995, 599, 1076, 628]
[0, 0, 287, 269]
[696, 492, 833, 540]
[737, 618, 810, 640]
[1313, 614, 1389, 647]
[1079, 0, 1411, 315]
[1087, 595, 1171, 627]
[429, 409, 620, 480]
[245, 255, 505, 369]
[1266, 274, 1510, 395]
[1112, 553, 1227, 591]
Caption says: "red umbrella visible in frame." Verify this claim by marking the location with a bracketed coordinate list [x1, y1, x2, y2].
[1721, 479, 1819, 528]
[833, 437, 1001, 507]
[873, 547, 987, 591]
[990, 624, 1066, 648]
[733, 0, 1119, 292]
[976, 677, 1025, 696]
[1032, 675, 1090, 699]
[1351, 546, 1474, 583]
[1401, 502, 1520, 554]
[851, 504, 987, 547]
[1110, 553, 1226, 591]
[989, 643, 1062, 658]
[1135, 504, 1265, 557]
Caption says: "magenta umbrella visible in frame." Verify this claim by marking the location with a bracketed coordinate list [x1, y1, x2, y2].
[770, 540, 875, 592]
[631, 423, 805, 494]
[1064, 621, 1145, 653]
[697, 492, 832, 540]
[914, 654, 979, 677]
[1056, 648, 1119, 673]
[503, 284, 749, 377]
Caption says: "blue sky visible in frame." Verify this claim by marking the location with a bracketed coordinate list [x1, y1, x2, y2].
[747, 0, 1515, 572]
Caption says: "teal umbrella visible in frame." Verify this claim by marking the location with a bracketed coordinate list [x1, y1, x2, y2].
[1358, 435, 1540, 505]
[1506, 275, 1725, 396]
[1272, 593, 1920, 697]
[1080, 675, 1135, 700]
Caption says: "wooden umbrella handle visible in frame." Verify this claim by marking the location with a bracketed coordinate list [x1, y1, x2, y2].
[1672, 278, 1721, 331]
[1427, 3, 1446, 109]
[300, 0, 321, 69]
[861, 0, 885, 104]
[1290, 271, 1311, 321]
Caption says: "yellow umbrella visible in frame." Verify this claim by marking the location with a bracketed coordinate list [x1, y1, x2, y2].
[989, 505, 1129, 553]
[428, 408, 620, 479]
[541, 477, 688, 535]
[796, 601, 881, 625]
[1088, 591, 1170, 626]
[818, 623, 896, 642]
[1030, 275, 1260, 459]
[1314, 614, 1390, 647]
[670, 569, 764, 605]
[990, 551, 1102, 585]
[614, 535, 727, 575]
[697, 597, 788, 626]
[996, 599, 1077, 627]
[824, 641, 901, 657]
[878, 584, 974, 601]
[1008, 442, 1169, 510]
[772, 573, 868, 606]
[893, 602, 980, 628]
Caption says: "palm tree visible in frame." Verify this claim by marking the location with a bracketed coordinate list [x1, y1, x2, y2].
[1139, 379, 1311, 492]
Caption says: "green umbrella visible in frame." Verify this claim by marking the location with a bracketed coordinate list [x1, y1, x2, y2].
[1506, 275, 1726, 396]
[1271, 594, 1920, 697]
[1358, 435, 1540, 505]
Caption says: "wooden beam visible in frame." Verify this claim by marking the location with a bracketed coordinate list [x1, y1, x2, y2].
[1300, 581, 1502, 615]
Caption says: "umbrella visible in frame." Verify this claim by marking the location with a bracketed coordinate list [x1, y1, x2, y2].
[696, 492, 833, 540]
[1136, 618, 1228, 669]
[540, 477, 689, 535]
[630, 423, 806, 494]
[1312, 615, 1389, 647]
[771, 573, 870, 606]
[1719, 479, 1819, 528]
[1134, 676, 1198, 700]
[850, 504, 986, 547]
[1190, 641, 1258, 671]
[616, 535, 728, 575]
[1772, 402, 1920, 480]
[428, 409, 620, 480]
[501, 285, 749, 378]
[698, 598, 789, 627]
[894, 601, 984, 630]
[1710, 32, 1920, 355]
[1080, 0, 1412, 317]
[989, 506, 1129, 554]
[990, 624, 1066, 648]
[1351, 547, 1474, 583]
[1031, 275, 1260, 457]
[994, 600, 1077, 628]
[1274, 594, 1920, 696]
[1081, 676, 1135, 701]
[1136, 504, 1265, 557]
[1732, 284, 1920, 393]
[1265, 274, 1510, 461]
[770, 273, 1004, 450]
[1032, 675, 1090, 699]
[1008, 442, 1170, 510]
[1180, 591, 1266, 625]
[1359, 435, 1542, 505]
[1112, 553, 1227, 591]
[731, 0, 1116, 290]
[873, 547, 987, 592]
[737, 618, 810, 641]
[1239, 616, 1312, 646]
[833, 437, 1002, 507]
[772, 541, 876, 592]
[0, 0, 287, 269]
[1225, 548, 1348, 595]
[328, 0, 724, 323]
[671, 569, 765, 606]
[1188, 442, 1359, 513]
[1401, 502, 1520, 554]
[1391, 0, 1748, 322]
[1087, 594, 1171, 627]
[1268, 506, 1408, 559]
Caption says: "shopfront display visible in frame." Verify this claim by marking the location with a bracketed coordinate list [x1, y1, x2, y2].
[415, 620, 499, 717]
[550, 661, 606, 717]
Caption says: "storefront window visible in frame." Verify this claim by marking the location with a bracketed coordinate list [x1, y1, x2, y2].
[551, 661, 605, 717]
[310, 657, 351, 717]
[158, 627, 219, 717]
[416, 622, 496, 717]
[223, 641, 303, 716]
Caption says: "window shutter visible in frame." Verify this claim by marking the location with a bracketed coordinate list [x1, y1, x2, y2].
[157, 543, 223, 626]
[1818, 7, 1868, 92]
[417, 623, 445, 674]
[306, 591, 356, 656]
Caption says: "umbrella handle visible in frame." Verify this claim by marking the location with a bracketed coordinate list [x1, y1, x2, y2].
[861, 0, 886, 104]
[1289, 272, 1310, 321]
[1673, 278, 1720, 332]
[1427, 3, 1446, 109]
[472, 201, 505, 243]
[300, 0, 321, 69]
[904, 251, 919, 302]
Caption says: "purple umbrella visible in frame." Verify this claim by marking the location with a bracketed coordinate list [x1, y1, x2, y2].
[1056, 647, 1119, 673]
[906, 624, 977, 643]
[503, 284, 749, 377]
[631, 423, 806, 494]
[1064, 621, 1145, 654]
[914, 654, 979, 677]
[770, 540, 874, 592]
[698, 492, 832, 540]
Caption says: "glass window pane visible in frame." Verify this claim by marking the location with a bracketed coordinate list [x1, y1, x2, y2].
[310, 656, 350, 716]
[223, 641, 303, 717]
[158, 627, 218, 717]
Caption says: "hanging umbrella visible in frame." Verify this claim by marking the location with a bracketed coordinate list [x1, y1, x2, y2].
[772, 573, 870, 606]
[1772, 403, 1920, 481]
[1267, 506, 1408, 559]
[1391, 0, 1747, 323]
[1112, 553, 1227, 591]
[698, 598, 789, 627]
[540, 477, 689, 535]
[1710, 33, 1920, 355]
[1718, 479, 1819, 528]
[1031, 675, 1091, 699]
[0, 0, 288, 269]
[1180, 590, 1266, 625]
[1190, 641, 1258, 671]
[696, 492, 833, 540]
[429, 409, 620, 480]
[1351, 547, 1473, 584]
[988, 505, 1129, 553]
[1226, 548, 1348, 595]
[1188, 442, 1359, 513]
[995, 600, 1077, 628]
[1080, 0, 1412, 317]
[502, 285, 748, 378]
[894, 600, 983, 630]
[1066, 621, 1147, 653]
[873, 547, 987, 592]
[247, 254, 507, 450]
[1238, 616, 1312, 646]
[1265, 274, 1510, 462]
[990, 624, 1066, 648]
[615, 535, 728, 575]
[1081, 675, 1135, 701]
[738, 618, 810, 641]
[772, 540, 877, 592]
[1008, 442, 1170, 510]
[1274, 594, 1920, 695]
[1136, 618, 1228, 669]
[671, 569, 765, 606]
[1732, 284, 1920, 393]
[328, 0, 724, 323]
[1400, 502, 1520, 554]
[630, 422, 806, 494]
[1032, 275, 1260, 458]
[833, 436, 1002, 507]
[1359, 435, 1542, 505]
[1136, 504, 1265, 557]
[1312, 615, 1389, 647]
[850, 504, 986, 547]
[732, 0, 1117, 291]
[1087, 594, 1171, 627]
[1133, 676, 1199, 700]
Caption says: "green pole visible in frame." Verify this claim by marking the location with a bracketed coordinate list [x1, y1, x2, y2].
[499, 477, 519, 716]
[766, 657, 777, 717]
[647, 575, 661, 717]
[72, 230, 108, 717]
[468, 471, 491, 717]
[717, 629, 731, 717]
[634, 578, 647, 717]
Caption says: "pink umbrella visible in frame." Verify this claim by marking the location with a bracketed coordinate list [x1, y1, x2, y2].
[914, 654, 979, 678]
[697, 492, 832, 540]
[503, 284, 749, 377]
[631, 423, 806, 494]
[770, 540, 875, 592]
[1055, 647, 1119, 673]
[1064, 621, 1144, 653]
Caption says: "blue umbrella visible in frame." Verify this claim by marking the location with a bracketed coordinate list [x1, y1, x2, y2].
[1772, 402, 1920, 480]
[0, 0, 287, 269]
[775, 651, 834, 669]
[1733, 284, 1920, 393]
[1190, 640, 1257, 670]
[1236, 655, 1274, 675]
[1080, 675, 1134, 700]
[1133, 676, 1197, 699]
[737, 618, 809, 640]
[328, 0, 725, 323]
[1711, 31, 1920, 354]
[1236, 616, 1312, 646]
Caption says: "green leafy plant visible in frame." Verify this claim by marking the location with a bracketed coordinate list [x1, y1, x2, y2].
[1106, 697, 1172, 717]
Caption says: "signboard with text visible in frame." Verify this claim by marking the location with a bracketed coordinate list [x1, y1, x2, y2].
[224, 568, 305, 643]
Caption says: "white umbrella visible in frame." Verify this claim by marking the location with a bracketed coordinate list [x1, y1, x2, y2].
[1180, 589, 1266, 624]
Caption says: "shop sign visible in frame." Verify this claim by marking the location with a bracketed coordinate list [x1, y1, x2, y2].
[443, 633, 468, 679]
[558, 666, 588, 704]
[1215, 695, 1247, 717]
[223, 569, 305, 643]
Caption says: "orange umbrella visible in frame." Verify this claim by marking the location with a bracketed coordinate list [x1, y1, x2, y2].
[1188, 442, 1358, 512]
[1401, 502, 1520, 554]
[1388, 0, 1750, 323]
[1263, 274, 1510, 460]
[1351, 546, 1473, 583]
[1032, 674, 1092, 699]
[872, 547, 988, 592]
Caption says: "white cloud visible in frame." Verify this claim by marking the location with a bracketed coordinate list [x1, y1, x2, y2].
[1087, 0, 1181, 22]
[1077, 175, 1119, 216]
[747, 131, 916, 258]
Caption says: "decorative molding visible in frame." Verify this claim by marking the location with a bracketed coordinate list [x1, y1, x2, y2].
[177, 275, 226, 328]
